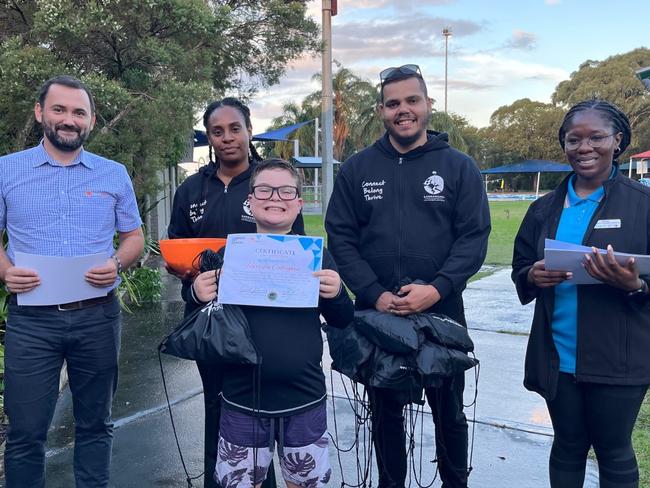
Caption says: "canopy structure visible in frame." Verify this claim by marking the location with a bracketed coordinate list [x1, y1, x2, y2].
[621, 150, 650, 177]
[481, 159, 572, 198]
[291, 156, 341, 168]
[193, 130, 209, 147]
[252, 120, 313, 142]
[192, 120, 314, 149]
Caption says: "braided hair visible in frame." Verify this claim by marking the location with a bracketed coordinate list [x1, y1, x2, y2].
[558, 99, 632, 161]
[202, 97, 263, 164]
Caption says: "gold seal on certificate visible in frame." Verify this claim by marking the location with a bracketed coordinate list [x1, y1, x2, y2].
[218, 233, 324, 308]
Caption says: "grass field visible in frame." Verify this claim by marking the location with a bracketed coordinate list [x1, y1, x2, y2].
[305, 201, 648, 480]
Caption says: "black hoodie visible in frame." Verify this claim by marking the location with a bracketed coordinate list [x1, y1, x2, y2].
[168, 161, 305, 314]
[325, 131, 490, 320]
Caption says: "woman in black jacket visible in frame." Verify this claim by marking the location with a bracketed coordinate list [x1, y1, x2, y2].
[512, 100, 649, 488]
[168, 98, 303, 488]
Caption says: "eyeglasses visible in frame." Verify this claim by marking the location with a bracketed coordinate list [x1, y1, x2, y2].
[252, 185, 300, 201]
[564, 133, 619, 151]
[379, 64, 422, 83]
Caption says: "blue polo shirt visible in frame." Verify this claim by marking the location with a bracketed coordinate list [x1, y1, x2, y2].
[0, 142, 142, 289]
[551, 169, 613, 374]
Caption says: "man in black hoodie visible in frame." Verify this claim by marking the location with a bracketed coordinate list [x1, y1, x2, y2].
[325, 65, 490, 488]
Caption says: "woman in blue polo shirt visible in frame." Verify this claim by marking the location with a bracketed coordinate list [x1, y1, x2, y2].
[512, 100, 650, 488]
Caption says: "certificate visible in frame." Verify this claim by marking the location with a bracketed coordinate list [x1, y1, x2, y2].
[14, 252, 109, 305]
[544, 239, 650, 285]
[217, 233, 324, 308]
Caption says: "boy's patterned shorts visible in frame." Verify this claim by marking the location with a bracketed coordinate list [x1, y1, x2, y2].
[215, 403, 331, 488]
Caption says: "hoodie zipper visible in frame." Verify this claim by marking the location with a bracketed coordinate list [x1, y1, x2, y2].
[397, 157, 404, 284]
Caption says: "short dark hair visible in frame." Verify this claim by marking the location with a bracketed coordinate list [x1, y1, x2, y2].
[202, 97, 262, 164]
[380, 72, 428, 103]
[38, 75, 95, 114]
[250, 158, 302, 192]
[558, 99, 632, 158]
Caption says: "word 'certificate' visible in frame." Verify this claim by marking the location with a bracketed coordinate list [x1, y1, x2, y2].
[218, 233, 323, 308]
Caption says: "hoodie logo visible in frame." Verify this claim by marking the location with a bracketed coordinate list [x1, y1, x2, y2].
[189, 199, 207, 223]
[241, 198, 256, 223]
[362, 180, 385, 201]
[423, 172, 446, 202]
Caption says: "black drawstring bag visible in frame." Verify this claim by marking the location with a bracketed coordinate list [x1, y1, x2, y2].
[158, 249, 260, 365]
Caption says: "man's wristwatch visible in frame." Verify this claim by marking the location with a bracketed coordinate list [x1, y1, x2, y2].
[112, 254, 123, 274]
[627, 279, 648, 300]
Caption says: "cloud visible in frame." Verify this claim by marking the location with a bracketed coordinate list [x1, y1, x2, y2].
[457, 53, 567, 87]
[545, 0, 561, 4]
[504, 29, 537, 50]
[332, 16, 484, 62]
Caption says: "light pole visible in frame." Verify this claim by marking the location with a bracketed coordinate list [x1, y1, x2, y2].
[443, 27, 452, 113]
[321, 0, 335, 215]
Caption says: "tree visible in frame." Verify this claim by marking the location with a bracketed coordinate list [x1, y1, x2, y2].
[310, 65, 378, 161]
[0, 0, 319, 208]
[552, 48, 650, 157]
[480, 98, 565, 165]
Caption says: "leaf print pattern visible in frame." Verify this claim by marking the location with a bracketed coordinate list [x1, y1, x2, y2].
[282, 452, 317, 477]
[221, 468, 247, 488]
[218, 439, 248, 467]
[248, 465, 268, 485]
[320, 468, 332, 484]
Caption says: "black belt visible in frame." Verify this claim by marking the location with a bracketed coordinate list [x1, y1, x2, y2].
[10, 289, 116, 311]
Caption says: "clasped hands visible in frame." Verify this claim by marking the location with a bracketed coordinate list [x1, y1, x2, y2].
[527, 244, 643, 292]
[375, 283, 441, 316]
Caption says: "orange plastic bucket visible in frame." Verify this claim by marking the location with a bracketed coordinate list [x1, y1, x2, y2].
[159, 238, 227, 274]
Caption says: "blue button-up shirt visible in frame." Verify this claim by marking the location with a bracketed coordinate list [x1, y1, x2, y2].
[0, 143, 142, 263]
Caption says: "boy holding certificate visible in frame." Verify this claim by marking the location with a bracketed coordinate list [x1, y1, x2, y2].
[192, 159, 353, 488]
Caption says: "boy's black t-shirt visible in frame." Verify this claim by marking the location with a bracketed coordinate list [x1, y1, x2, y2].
[220, 250, 353, 417]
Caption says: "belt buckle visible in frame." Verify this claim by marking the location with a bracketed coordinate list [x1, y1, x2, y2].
[57, 301, 82, 311]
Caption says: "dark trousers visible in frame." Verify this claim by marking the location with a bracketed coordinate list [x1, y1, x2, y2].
[197, 362, 277, 488]
[3, 298, 121, 488]
[369, 373, 468, 488]
[546, 373, 648, 488]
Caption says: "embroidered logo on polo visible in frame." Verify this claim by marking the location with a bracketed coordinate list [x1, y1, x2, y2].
[241, 198, 256, 223]
[362, 179, 385, 201]
[189, 199, 207, 223]
[423, 172, 445, 202]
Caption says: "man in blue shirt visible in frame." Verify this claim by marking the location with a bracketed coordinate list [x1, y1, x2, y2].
[0, 75, 144, 487]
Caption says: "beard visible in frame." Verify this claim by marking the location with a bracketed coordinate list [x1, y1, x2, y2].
[42, 121, 90, 152]
[383, 113, 430, 150]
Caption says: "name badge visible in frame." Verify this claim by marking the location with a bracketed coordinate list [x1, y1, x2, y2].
[594, 219, 621, 229]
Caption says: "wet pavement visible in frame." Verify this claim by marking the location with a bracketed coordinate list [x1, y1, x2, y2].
[1, 268, 600, 487]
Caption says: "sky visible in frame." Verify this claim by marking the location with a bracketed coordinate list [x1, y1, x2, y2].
[242, 0, 649, 138]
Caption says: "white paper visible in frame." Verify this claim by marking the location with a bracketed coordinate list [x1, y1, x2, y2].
[217, 233, 323, 308]
[544, 239, 650, 285]
[14, 252, 109, 305]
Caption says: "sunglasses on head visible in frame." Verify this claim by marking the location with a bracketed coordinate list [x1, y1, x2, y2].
[379, 64, 422, 83]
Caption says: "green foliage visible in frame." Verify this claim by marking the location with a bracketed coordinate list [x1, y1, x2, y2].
[552, 48, 650, 158]
[0, 0, 319, 207]
[479, 98, 566, 168]
[118, 266, 163, 311]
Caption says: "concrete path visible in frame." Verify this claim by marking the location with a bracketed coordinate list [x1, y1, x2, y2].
[1, 268, 600, 487]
